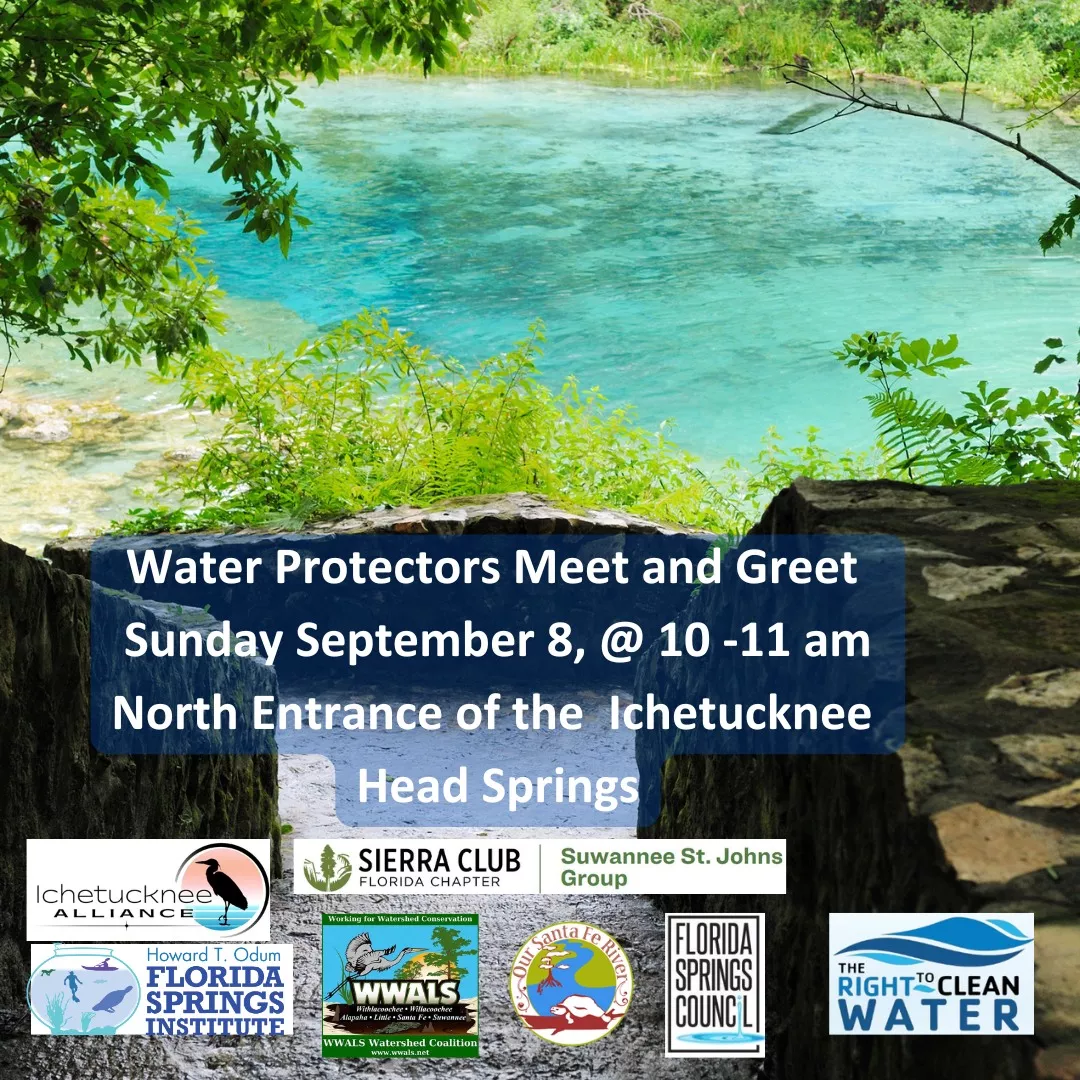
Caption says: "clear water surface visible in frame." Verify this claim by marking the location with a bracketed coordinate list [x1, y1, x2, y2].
[162, 75, 1080, 460]
[6, 75, 1080, 550]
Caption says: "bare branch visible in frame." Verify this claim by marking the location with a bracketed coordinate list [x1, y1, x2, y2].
[784, 101, 869, 135]
[924, 86, 948, 118]
[919, 28, 969, 80]
[781, 67, 1080, 192]
[825, 20, 857, 95]
[961, 19, 975, 120]
[1012, 88, 1080, 130]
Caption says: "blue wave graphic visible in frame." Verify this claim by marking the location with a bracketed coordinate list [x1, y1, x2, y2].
[837, 917, 1032, 968]
[854, 952, 921, 966]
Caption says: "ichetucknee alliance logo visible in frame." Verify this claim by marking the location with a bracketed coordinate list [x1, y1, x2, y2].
[26, 839, 271, 942]
[829, 913, 1035, 1035]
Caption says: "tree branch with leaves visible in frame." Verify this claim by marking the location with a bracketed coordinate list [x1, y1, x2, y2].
[0, 0, 479, 371]
[775, 19, 1080, 486]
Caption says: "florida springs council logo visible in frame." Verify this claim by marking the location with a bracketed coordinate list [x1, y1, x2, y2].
[177, 843, 270, 936]
[510, 921, 632, 1045]
[829, 913, 1034, 1035]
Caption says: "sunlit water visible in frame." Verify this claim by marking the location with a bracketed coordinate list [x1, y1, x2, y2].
[5, 75, 1080, 549]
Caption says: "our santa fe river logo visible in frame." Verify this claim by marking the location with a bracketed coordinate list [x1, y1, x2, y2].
[510, 922, 632, 1046]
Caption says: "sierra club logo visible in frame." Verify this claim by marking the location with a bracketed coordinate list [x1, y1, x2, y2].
[304, 844, 352, 892]
[176, 843, 270, 936]
[829, 913, 1035, 1035]
[510, 921, 632, 1046]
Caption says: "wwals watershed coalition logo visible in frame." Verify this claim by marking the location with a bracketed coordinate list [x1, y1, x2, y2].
[829, 913, 1034, 1035]
[510, 922, 632, 1046]
[27, 839, 271, 941]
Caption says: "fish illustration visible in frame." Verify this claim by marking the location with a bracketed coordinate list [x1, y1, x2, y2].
[92, 985, 134, 1013]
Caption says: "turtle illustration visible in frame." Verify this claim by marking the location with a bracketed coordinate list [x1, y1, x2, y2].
[92, 985, 134, 1013]
[548, 995, 614, 1025]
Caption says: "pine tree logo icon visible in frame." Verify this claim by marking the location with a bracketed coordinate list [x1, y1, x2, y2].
[303, 845, 352, 892]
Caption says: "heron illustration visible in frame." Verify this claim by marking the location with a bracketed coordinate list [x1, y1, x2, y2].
[196, 858, 249, 926]
[324, 932, 425, 1001]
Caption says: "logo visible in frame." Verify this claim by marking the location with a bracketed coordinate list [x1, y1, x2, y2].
[176, 843, 270, 936]
[26, 839, 272, 942]
[665, 913, 764, 1058]
[27, 942, 293, 1035]
[829, 913, 1035, 1035]
[322, 913, 479, 1058]
[509, 921, 632, 1045]
[27, 945, 141, 1035]
[303, 844, 353, 892]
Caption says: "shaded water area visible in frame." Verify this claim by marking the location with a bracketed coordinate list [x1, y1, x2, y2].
[5, 75, 1080, 551]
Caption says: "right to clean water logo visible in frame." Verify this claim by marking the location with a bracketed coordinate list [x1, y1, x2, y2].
[829, 913, 1034, 1035]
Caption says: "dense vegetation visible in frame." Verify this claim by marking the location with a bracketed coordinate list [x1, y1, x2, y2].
[4, 0, 1080, 541]
[0, 0, 476, 372]
[121, 316, 1080, 536]
[362, 0, 1080, 104]
[122, 314, 889, 535]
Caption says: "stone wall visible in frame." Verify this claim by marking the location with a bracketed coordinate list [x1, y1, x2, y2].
[639, 479, 1080, 1080]
[42, 492, 696, 578]
[0, 538, 280, 1015]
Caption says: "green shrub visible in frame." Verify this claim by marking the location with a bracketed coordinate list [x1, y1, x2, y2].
[836, 327, 1080, 483]
[121, 312, 747, 533]
[536, 0, 612, 44]
[881, 0, 1061, 97]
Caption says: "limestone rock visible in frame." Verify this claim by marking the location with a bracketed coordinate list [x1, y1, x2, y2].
[922, 561, 1025, 601]
[1035, 922, 1080, 1042]
[0, 538, 279, 1008]
[7, 416, 72, 443]
[897, 742, 948, 812]
[988, 669, 1080, 710]
[931, 802, 1067, 883]
[993, 734, 1080, 780]
[645, 479, 1080, 1080]
[1017, 779, 1080, 810]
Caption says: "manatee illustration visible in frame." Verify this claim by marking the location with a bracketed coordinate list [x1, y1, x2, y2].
[92, 985, 133, 1013]
[548, 995, 613, 1025]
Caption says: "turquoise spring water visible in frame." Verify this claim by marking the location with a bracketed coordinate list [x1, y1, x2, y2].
[160, 74, 1080, 461]
[6, 75, 1080, 551]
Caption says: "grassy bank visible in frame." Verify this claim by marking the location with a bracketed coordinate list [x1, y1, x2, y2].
[349, 0, 1080, 106]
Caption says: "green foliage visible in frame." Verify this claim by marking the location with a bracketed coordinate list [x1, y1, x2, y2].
[350, 0, 882, 78]
[880, 0, 1059, 100]
[303, 844, 352, 892]
[1041, 192, 1080, 252]
[0, 0, 476, 370]
[837, 328, 1080, 484]
[427, 925, 477, 981]
[712, 426, 892, 534]
[357, 0, 1080, 103]
[119, 312, 746, 533]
